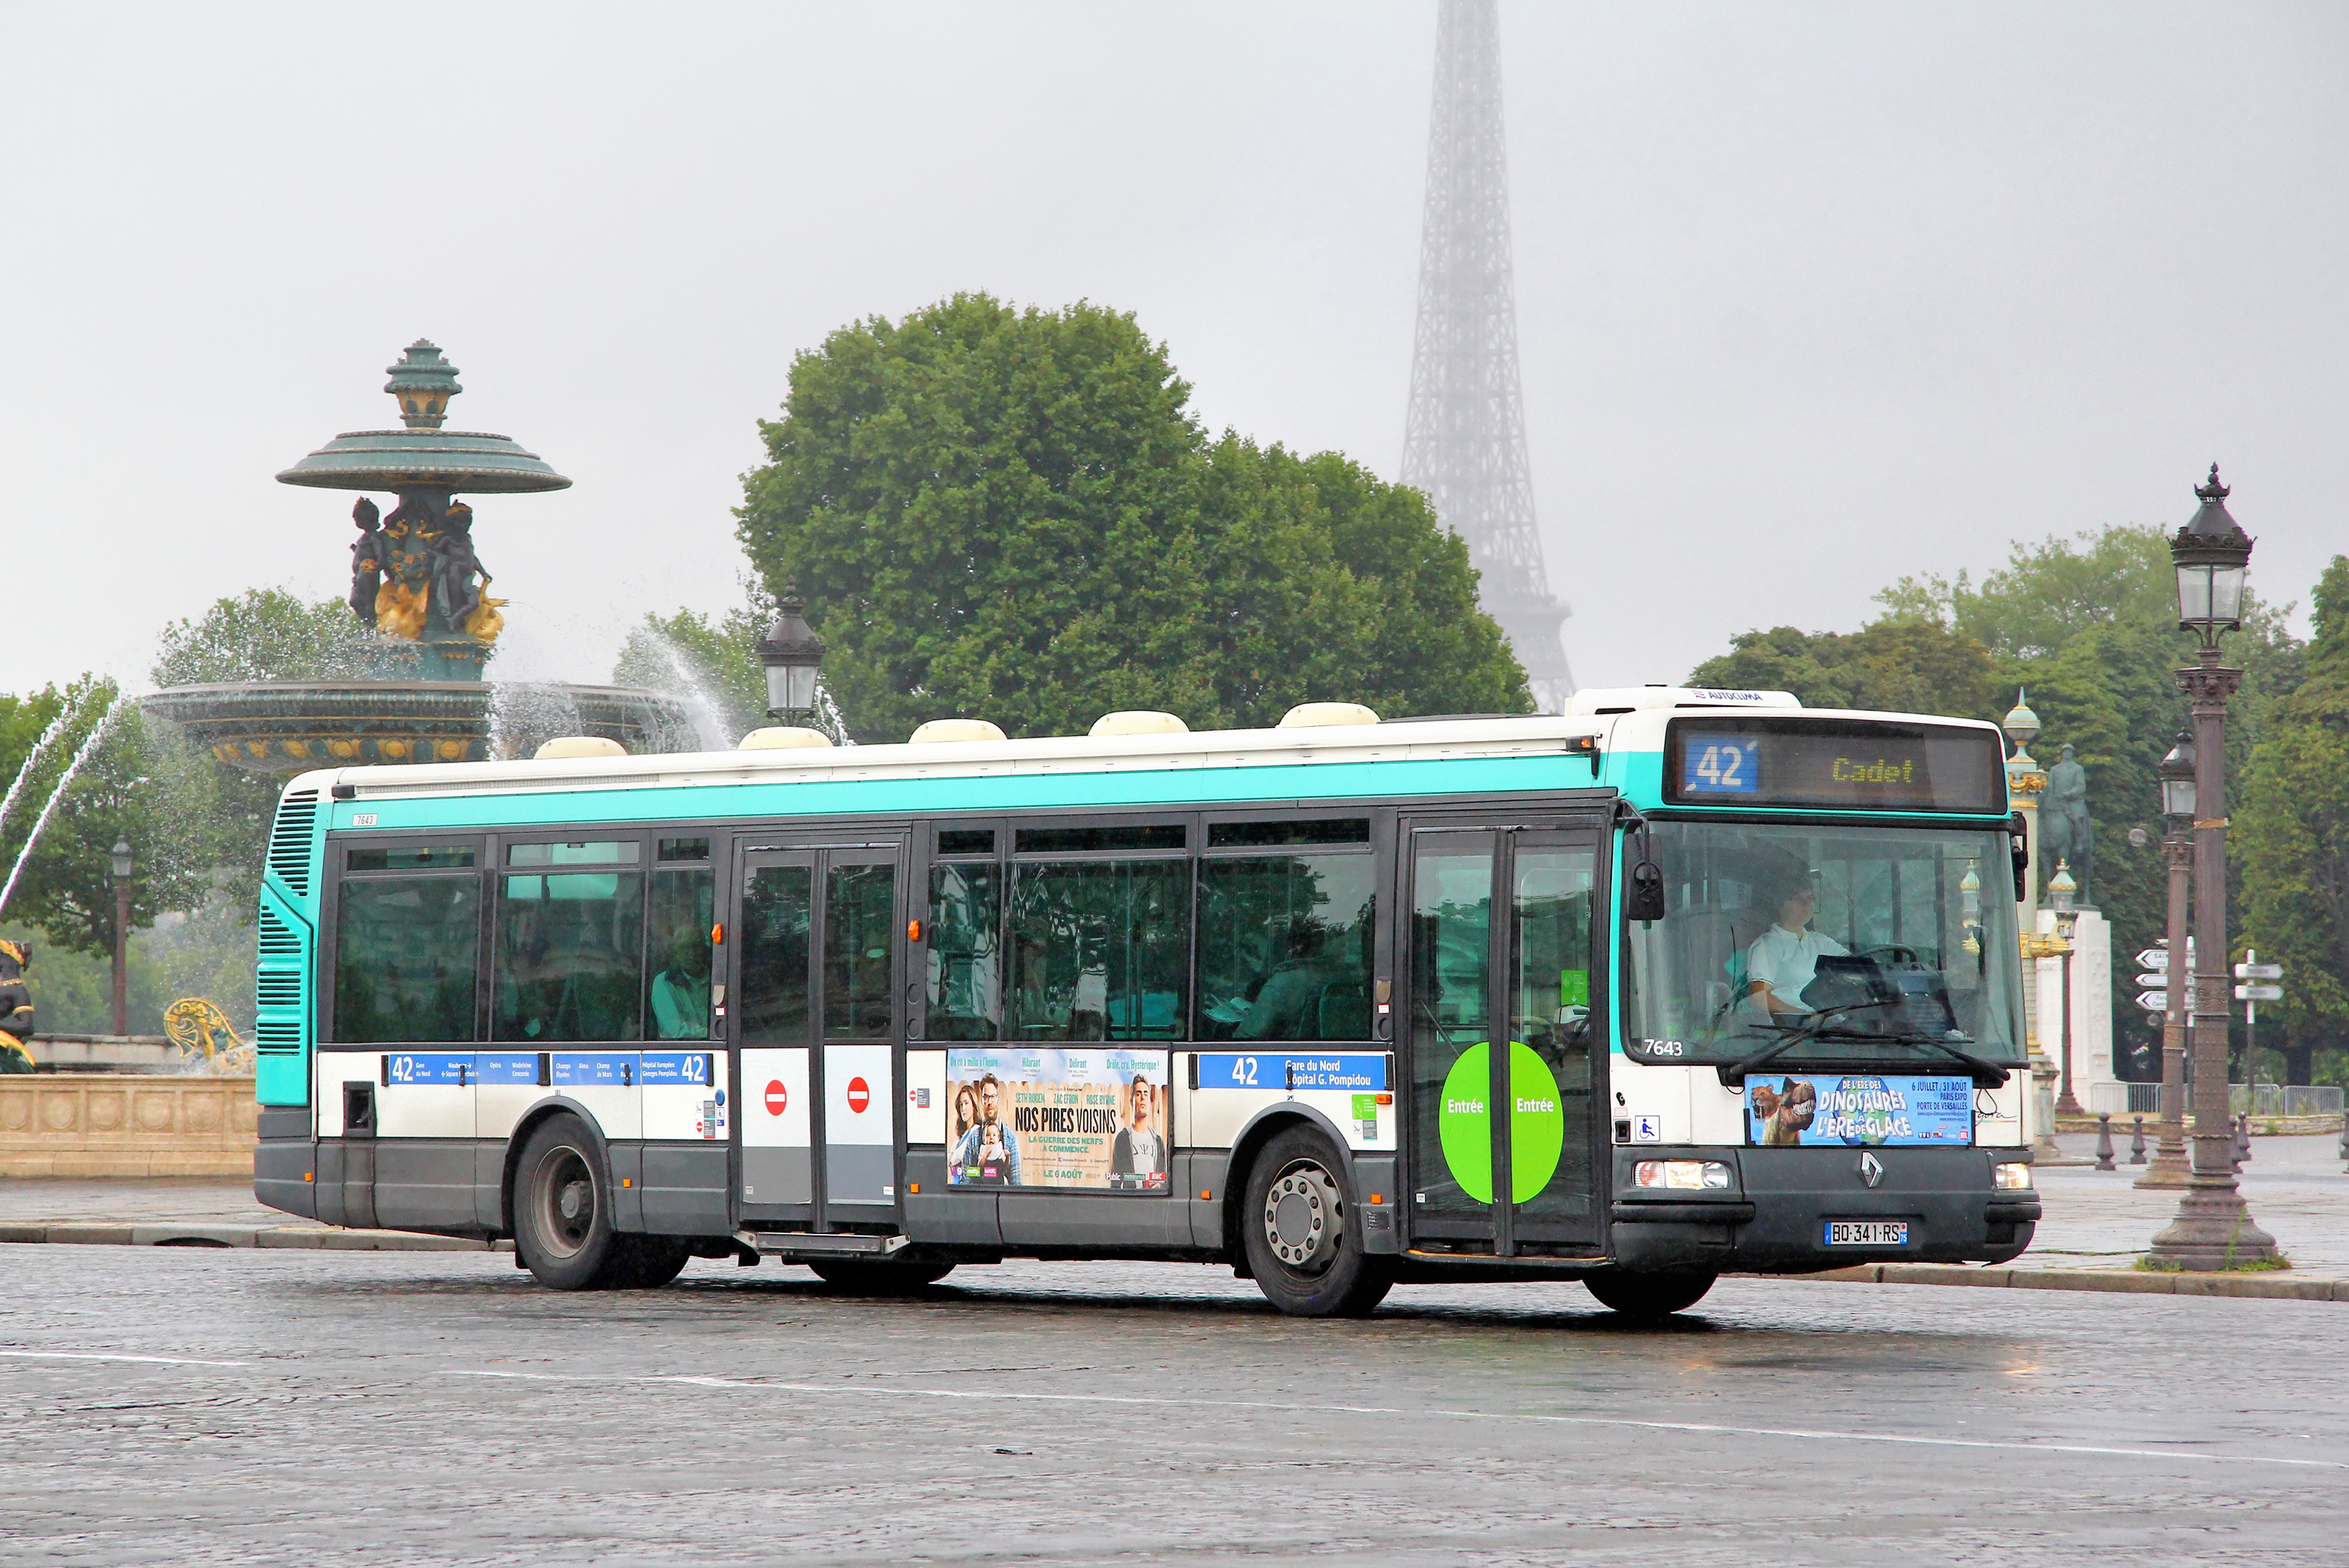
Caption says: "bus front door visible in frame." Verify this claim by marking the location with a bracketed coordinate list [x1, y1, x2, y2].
[1404, 822, 1605, 1257]
[732, 840, 906, 1231]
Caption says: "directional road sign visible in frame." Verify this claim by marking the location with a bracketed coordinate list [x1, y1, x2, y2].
[2135, 991, 2168, 1012]
[2137, 949, 2169, 970]
[2135, 973, 2173, 989]
[2235, 962, 2283, 980]
[2234, 984, 2284, 1002]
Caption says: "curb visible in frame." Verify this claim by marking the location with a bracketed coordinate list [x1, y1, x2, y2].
[0, 1222, 512, 1253]
[1802, 1261, 2347, 1302]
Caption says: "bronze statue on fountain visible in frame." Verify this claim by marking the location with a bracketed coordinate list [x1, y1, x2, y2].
[144, 341, 685, 772]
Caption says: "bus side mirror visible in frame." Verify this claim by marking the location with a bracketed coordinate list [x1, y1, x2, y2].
[2009, 812, 2030, 902]
[1626, 860, 1666, 924]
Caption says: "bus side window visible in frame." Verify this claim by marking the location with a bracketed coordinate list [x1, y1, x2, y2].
[334, 871, 481, 1043]
[494, 868, 645, 1042]
[645, 864, 715, 1041]
[1195, 852, 1374, 1042]
[926, 863, 1001, 1040]
[1008, 860, 1188, 1041]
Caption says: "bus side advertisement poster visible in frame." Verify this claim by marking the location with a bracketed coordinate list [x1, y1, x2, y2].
[945, 1048, 1171, 1191]
[1745, 1074, 1973, 1147]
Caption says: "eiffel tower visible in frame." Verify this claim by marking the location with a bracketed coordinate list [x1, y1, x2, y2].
[1400, 0, 1574, 709]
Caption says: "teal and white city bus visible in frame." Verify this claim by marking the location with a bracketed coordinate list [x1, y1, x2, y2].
[250, 688, 2040, 1318]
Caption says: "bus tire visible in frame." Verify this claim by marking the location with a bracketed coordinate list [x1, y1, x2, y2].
[610, 1235, 692, 1290]
[1583, 1271, 1716, 1318]
[805, 1257, 957, 1293]
[512, 1114, 631, 1291]
[1241, 1126, 1393, 1318]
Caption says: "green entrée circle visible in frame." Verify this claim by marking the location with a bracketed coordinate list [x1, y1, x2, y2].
[1438, 1044, 1494, 1204]
[1437, 1042, 1566, 1205]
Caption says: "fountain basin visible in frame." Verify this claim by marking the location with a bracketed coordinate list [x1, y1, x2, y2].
[142, 682, 692, 775]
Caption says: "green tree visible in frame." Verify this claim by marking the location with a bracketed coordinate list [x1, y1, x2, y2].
[736, 294, 1528, 743]
[1687, 619, 1997, 718]
[2238, 555, 2349, 1085]
[152, 587, 356, 686]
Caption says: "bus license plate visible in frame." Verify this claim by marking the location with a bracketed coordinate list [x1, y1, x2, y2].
[1824, 1220, 1909, 1246]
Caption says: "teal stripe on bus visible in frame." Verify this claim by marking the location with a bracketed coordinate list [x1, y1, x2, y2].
[329, 753, 1608, 832]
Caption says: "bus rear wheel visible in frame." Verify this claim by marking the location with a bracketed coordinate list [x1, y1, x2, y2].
[514, 1114, 635, 1291]
[1583, 1271, 1716, 1318]
[805, 1257, 957, 1293]
[1241, 1127, 1393, 1318]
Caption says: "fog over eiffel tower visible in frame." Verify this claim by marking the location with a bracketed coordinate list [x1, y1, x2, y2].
[1401, 0, 1574, 709]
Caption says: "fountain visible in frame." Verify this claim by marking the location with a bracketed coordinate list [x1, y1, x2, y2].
[144, 341, 686, 770]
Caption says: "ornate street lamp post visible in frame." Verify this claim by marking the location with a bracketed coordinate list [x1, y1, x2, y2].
[756, 591, 827, 727]
[109, 840, 132, 1038]
[2149, 466, 2277, 1267]
[2136, 732, 2196, 1188]
[2048, 862, 2082, 1117]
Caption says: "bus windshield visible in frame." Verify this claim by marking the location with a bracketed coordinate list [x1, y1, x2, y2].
[1622, 820, 2025, 1070]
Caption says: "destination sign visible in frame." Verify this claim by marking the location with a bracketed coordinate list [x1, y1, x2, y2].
[1666, 717, 2005, 813]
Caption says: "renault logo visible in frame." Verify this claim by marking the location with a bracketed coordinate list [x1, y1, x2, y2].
[1859, 1152, 1885, 1188]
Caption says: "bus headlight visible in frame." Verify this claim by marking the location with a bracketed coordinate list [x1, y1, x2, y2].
[1634, 1160, 1732, 1191]
[1992, 1162, 2033, 1191]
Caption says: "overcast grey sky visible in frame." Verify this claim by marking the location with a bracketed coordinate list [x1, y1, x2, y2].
[4, 3, 2342, 706]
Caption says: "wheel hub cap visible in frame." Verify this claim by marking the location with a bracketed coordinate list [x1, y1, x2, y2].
[1263, 1164, 1340, 1271]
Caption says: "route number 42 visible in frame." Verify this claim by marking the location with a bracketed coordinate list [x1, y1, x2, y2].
[1688, 741, 1759, 794]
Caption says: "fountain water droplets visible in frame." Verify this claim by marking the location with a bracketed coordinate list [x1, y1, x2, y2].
[486, 682, 585, 761]
[628, 628, 739, 752]
[0, 692, 128, 921]
[812, 682, 856, 747]
[0, 694, 90, 844]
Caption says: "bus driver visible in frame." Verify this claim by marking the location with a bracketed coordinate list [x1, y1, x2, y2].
[1743, 871, 1847, 1016]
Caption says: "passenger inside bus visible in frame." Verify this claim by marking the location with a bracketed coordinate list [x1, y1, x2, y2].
[1743, 870, 1849, 1015]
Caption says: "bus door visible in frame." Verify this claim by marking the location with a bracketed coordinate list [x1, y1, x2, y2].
[1403, 819, 1605, 1256]
[731, 838, 906, 1229]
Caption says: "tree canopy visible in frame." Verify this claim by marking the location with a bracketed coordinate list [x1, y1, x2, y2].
[2237, 555, 2349, 1082]
[735, 294, 1529, 744]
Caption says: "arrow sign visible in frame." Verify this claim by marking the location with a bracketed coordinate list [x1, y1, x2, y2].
[2135, 973, 2174, 989]
[2234, 984, 2283, 1001]
[2235, 962, 2283, 980]
[2136, 950, 2169, 970]
[2135, 991, 2169, 1012]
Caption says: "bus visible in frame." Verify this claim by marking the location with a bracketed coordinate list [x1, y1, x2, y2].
[250, 687, 2041, 1318]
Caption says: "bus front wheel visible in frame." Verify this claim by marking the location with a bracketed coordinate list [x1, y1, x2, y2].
[1583, 1271, 1716, 1318]
[1241, 1127, 1394, 1318]
[514, 1114, 636, 1291]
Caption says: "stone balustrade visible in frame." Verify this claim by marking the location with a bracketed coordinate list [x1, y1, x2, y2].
[0, 1075, 257, 1177]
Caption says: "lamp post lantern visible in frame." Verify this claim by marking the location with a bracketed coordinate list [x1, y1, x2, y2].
[2137, 731, 2196, 1188]
[756, 591, 827, 726]
[109, 840, 132, 1038]
[2048, 861, 2082, 1117]
[2149, 466, 2277, 1267]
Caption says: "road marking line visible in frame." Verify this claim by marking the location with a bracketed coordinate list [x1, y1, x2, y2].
[443, 1369, 2343, 1470]
[0, 1350, 251, 1368]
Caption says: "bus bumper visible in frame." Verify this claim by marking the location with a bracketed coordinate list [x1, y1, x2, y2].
[1609, 1147, 2039, 1273]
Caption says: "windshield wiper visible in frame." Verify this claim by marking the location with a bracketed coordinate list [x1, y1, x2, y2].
[1880, 1032, 2011, 1086]
[1714, 1001, 1898, 1086]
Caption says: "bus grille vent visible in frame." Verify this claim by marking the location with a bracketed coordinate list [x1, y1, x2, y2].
[255, 970, 303, 1009]
[257, 908, 302, 956]
[267, 790, 319, 896]
[253, 1019, 301, 1055]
